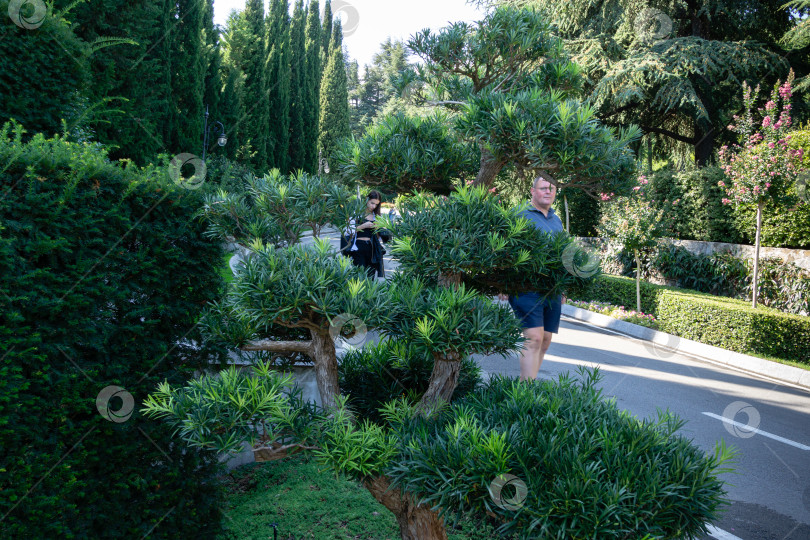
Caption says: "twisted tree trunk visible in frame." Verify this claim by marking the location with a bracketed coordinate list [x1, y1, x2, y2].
[310, 330, 340, 408]
[363, 476, 448, 540]
[472, 145, 506, 186]
[241, 331, 340, 408]
[421, 272, 464, 411]
[418, 350, 462, 412]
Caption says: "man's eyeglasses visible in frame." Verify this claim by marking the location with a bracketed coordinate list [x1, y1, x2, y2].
[532, 186, 556, 192]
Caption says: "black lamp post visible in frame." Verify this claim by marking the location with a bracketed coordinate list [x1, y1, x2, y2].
[202, 104, 227, 161]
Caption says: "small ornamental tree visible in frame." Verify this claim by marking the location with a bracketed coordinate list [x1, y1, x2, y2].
[144, 365, 735, 540]
[335, 6, 640, 197]
[141, 10, 731, 539]
[718, 71, 805, 307]
[597, 176, 667, 312]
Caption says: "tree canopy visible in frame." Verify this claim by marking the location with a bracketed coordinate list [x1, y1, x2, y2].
[338, 6, 640, 197]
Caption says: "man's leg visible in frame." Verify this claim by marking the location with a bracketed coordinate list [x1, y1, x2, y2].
[519, 326, 545, 381]
[537, 330, 553, 369]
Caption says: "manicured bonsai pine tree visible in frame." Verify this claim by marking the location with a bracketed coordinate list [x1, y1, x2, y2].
[336, 6, 640, 197]
[143, 8, 732, 539]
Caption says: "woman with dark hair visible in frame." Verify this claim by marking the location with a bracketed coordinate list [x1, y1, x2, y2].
[348, 190, 387, 279]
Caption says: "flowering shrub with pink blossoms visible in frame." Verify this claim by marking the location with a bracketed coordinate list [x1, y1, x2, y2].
[718, 72, 804, 206]
[718, 71, 806, 307]
[597, 175, 668, 311]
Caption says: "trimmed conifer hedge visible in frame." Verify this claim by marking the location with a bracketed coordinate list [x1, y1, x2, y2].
[0, 124, 228, 537]
[569, 274, 810, 364]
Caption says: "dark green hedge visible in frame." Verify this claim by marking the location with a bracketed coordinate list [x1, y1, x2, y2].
[646, 165, 741, 244]
[569, 275, 810, 364]
[0, 125, 228, 537]
[645, 159, 810, 249]
[555, 186, 600, 237]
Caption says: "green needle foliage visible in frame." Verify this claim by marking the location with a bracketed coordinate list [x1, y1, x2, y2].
[494, 0, 793, 164]
[200, 169, 364, 247]
[382, 185, 599, 295]
[339, 341, 482, 424]
[385, 369, 735, 539]
[1, 124, 228, 537]
[383, 273, 524, 362]
[318, 21, 351, 163]
[336, 112, 479, 194]
[142, 362, 324, 455]
[397, 5, 640, 192]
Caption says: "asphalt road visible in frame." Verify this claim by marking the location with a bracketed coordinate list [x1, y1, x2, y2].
[475, 317, 810, 540]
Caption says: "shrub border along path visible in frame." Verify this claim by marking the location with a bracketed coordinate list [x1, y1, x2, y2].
[561, 303, 810, 390]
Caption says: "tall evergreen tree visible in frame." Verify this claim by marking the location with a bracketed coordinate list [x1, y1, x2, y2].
[242, 0, 269, 170]
[346, 58, 362, 133]
[354, 39, 411, 131]
[488, 0, 794, 164]
[318, 21, 350, 162]
[288, 0, 307, 170]
[219, 65, 246, 161]
[304, 0, 322, 171]
[170, 0, 206, 154]
[202, 0, 222, 123]
[266, 0, 292, 171]
[64, 0, 173, 163]
[322, 0, 333, 64]
[220, 10, 251, 161]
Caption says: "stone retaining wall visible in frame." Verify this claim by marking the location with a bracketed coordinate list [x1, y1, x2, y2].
[578, 237, 810, 272]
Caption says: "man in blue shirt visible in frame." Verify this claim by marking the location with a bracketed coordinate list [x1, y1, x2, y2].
[501, 175, 565, 381]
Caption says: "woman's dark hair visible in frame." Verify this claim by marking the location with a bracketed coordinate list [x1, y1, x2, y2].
[367, 190, 382, 216]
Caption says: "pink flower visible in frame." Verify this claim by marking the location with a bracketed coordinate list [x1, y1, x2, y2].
[718, 180, 726, 187]
[721, 198, 731, 204]
[775, 121, 783, 129]
[765, 182, 771, 188]
[632, 186, 641, 191]
[765, 100, 775, 111]
[768, 142, 775, 149]
[762, 117, 771, 128]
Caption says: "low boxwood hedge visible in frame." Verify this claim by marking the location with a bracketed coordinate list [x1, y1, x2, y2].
[569, 275, 810, 364]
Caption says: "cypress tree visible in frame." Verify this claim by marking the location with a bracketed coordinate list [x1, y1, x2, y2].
[304, 0, 321, 172]
[202, 0, 222, 122]
[318, 21, 350, 162]
[220, 10, 253, 162]
[243, 0, 269, 170]
[266, 0, 292, 171]
[322, 0, 333, 64]
[63, 0, 175, 163]
[346, 58, 362, 133]
[219, 65, 246, 161]
[288, 0, 307, 170]
[170, 0, 206, 154]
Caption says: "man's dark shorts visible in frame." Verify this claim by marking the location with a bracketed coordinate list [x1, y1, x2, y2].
[508, 292, 562, 333]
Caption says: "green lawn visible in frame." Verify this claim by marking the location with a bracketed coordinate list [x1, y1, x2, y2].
[220, 252, 235, 284]
[218, 453, 506, 539]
